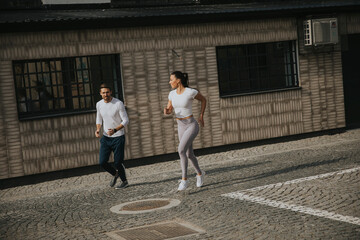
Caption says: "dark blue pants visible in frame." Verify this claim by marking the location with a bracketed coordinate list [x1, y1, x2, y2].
[99, 135, 127, 182]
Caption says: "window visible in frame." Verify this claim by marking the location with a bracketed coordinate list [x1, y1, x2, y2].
[13, 54, 123, 120]
[216, 41, 299, 97]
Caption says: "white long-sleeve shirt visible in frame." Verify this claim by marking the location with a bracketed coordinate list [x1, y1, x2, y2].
[96, 98, 129, 137]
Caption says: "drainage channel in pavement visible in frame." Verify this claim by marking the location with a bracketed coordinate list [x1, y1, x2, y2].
[108, 199, 205, 239]
[106, 220, 205, 240]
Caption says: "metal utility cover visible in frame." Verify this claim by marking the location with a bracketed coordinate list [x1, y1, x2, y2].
[106, 220, 205, 240]
[110, 198, 181, 214]
[122, 200, 170, 211]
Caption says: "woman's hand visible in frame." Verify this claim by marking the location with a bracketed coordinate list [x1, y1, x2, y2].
[164, 107, 172, 115]
[164, 100, 173, 115]
[198, 114, 204, 127]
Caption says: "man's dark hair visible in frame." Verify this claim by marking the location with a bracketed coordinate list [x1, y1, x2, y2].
[99, 83, 112, 91]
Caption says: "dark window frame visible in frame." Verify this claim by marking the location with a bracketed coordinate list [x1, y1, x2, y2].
[216, 40, 299, 98]
[13, 54, 123, 120]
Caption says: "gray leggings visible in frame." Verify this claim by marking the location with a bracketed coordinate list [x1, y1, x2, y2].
[177, 117, 202, 179]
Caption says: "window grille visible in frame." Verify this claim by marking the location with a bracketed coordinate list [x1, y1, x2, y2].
[216, 41, 299, 97]
[13, 54, 122, 120]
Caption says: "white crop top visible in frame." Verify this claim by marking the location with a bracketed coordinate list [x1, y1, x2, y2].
[168, 88, 198, 118]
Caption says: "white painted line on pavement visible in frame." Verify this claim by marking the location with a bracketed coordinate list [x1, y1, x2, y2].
[222, 166, 360, 226]
[223, 192, 360, 226]
[242, 166, 360, 192]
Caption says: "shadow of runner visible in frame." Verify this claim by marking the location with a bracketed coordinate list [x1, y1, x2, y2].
[189, 157, 345, 195]
[128, 161, 268, 187]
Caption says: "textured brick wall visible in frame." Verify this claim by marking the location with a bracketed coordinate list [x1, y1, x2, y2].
[346, 13, 360, 34]
[0, 15, 357, 178]
[0, 18, 297, 60]
[220, 90, 304, 144]
[298, 51, 345, 133]
[0, 61, 24, 178]
[18, 115, 99, 176]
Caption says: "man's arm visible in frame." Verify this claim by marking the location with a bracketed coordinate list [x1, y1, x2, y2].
[107, 101, 129, 136]
[95, 102, 102, 138]
[95, 124, 101, 138]
[118, 101, 129, 129]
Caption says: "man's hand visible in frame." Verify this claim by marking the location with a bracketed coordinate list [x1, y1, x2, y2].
[107, 129, 115, 136]
[95, 129, 100, 138]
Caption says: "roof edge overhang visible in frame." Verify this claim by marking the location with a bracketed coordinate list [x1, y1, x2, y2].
[1, 3, 360, 33]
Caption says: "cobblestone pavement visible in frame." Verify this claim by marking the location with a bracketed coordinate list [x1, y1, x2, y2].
[1, 129, 360, 239]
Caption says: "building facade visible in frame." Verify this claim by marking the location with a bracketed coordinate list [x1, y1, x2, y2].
[0, 1, 360, 179]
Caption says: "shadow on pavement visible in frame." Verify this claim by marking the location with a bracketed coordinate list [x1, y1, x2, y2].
[189, 157, 345, 195]
[128, 161, 268, 188]
[0, 128, 347, 190]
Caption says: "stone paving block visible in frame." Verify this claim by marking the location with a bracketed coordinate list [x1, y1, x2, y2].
[0, 129, 359, 239]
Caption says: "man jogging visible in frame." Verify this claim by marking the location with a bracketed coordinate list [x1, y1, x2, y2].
[95, 83, 129, 189]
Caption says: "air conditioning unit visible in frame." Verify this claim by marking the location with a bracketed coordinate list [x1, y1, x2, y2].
[303, 18, 338, 46]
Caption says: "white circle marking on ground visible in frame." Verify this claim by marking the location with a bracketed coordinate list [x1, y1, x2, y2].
[110, 198, 181, 214]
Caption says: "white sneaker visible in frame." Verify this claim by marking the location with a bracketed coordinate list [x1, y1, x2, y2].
[177, 180, 189, 191]
[196, 170, 205, 187]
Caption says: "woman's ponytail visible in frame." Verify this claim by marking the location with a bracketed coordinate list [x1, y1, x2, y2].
[171, 71, 189, 87]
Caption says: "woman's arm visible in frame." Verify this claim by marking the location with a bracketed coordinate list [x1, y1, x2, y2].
[164, 100, 173, 115]
[195, 92, 206, 127]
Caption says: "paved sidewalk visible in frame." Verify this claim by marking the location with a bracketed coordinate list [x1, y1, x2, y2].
[1, 128, 360, 239]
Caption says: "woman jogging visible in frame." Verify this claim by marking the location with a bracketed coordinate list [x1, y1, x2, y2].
[164, 71, 207, 191]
